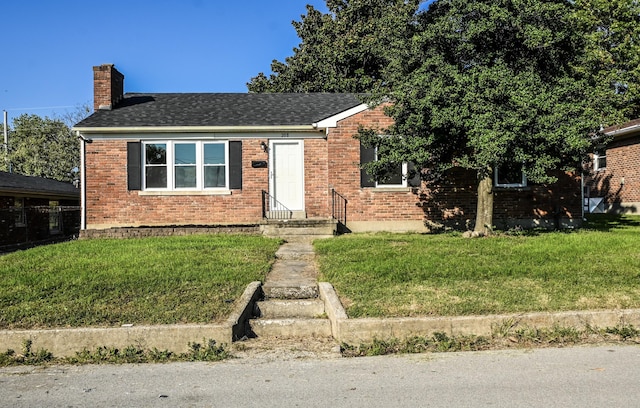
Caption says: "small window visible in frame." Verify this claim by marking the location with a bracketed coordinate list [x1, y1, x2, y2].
[174, 143, 197, 188]
[495, 162, 527, 188]
[594, 150, 606, 171]
[145, 143, 168, 188]
[13, 197, 25, 226]
[360, 142, 413, 188]
[374, 148, 407, 187]
[204, 143, 227, 188]
[49, 200, 61, 234]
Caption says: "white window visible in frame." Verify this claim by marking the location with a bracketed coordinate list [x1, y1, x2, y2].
[494, 162, 527, 188]
[13, 197, 25, 226]
[49, 200, 61, 234]
[593, 150, 606, 171]
[143, 141, 228, 190]
[375, 147, 408, 188]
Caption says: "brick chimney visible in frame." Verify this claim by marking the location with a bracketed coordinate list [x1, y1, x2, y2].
[93, 64, 124, 111]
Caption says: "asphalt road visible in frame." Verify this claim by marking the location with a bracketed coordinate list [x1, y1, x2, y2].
[1, 345, 639, 407]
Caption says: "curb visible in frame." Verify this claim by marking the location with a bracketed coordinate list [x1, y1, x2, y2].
[3, 282, 640, 357]
[0, 281, 262, 358]
[318, 282, 640, 345]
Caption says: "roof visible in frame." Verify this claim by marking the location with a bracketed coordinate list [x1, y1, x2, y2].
[0, 172, 79, 199]
[74, 93, 364, 129]
[603, 118, 640, 139]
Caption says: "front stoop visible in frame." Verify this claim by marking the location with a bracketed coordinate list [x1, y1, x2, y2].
[260, 218, 338, 237]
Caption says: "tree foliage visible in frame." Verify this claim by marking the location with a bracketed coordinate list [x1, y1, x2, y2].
[0, 105, 89, 182]
[361, 0, 604, 232]
[247, 0, 421, 93]
[573, 0, 640, 123]
[249, 0, 640, 233]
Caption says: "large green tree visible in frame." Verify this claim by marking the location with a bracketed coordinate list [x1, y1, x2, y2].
[247, 0, 421, 93]
[361, 0, 603, 233]
[573, 0, 640, 123]
[0, 106, 89, 182]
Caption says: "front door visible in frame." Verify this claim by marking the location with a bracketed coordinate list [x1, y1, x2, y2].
[270, 140, 304, 211]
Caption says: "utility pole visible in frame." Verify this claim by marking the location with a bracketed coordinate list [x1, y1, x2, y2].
[3, 110, 10, 173]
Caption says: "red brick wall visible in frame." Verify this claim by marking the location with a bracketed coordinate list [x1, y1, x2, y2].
[85, 106, 582, 230]
[85, 139, 269, 228]
[304, 138, 330, 218]
[585, 135, 640, 209]
[327, 107, 425, 222]
[327, 106, 582, 229]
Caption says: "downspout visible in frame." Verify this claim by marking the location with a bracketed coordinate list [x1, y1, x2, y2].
[76, 131, 88, 231]
[581, 172, 585, 221]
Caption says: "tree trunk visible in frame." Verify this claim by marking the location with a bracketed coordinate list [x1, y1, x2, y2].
[474, 171, 494, 234]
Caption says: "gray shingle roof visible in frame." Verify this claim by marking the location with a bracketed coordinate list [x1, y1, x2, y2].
[0, 172, 79, 198]
[75, 93, 363, 128]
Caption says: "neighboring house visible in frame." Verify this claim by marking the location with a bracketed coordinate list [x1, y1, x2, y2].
[584, 119, 640, 214]
[73, 64, 581, 237]
[0, 171, 80, 247]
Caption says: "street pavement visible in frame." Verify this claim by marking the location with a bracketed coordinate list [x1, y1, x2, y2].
[1, 345, 639, 407]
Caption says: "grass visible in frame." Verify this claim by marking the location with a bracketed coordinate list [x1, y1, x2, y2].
[0, 235, 281, 329]
[315, 215, 640, 318]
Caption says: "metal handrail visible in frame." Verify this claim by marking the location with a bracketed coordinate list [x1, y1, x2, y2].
[262, 190, 293, 220]
[331, 189, 347, 225]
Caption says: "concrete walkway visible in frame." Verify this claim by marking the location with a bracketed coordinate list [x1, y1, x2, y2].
[261, 237, 320, 300]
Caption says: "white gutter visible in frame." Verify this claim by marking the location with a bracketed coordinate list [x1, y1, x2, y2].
[72, 125, 321, 134]
[605, 123, 640, 138]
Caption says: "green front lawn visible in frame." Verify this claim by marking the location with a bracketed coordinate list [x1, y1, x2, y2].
[0, 235, 281, 329]
[315, 215, 640, 318]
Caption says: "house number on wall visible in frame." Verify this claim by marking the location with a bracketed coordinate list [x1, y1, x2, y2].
[281, 133, 290, 138]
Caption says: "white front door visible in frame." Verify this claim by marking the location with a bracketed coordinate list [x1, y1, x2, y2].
[270, 140, 304, 211]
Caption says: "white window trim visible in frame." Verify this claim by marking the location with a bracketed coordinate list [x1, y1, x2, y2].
[375, 147, 408, 188]
[494, 166, 527, 188]
[142, 140, 229, 191]
[593, 151, 606, 171]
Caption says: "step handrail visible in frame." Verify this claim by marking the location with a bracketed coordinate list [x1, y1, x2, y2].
[331, 189, 347, 226]
[262, 190, 293, 219]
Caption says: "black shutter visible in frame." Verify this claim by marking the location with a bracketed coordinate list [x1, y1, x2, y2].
[407, 162, 421, 187]
[127, 142, 141, 191]
[229, 141, 242, 189]
[360, 143, 376, 187]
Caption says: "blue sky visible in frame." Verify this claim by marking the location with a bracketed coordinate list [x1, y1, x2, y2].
[0, 0, 329, 123]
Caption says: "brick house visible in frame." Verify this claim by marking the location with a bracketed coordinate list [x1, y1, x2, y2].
[73, 64, 582, 236]
[0, 171, 80, 247]
[584, 119, 640, 214]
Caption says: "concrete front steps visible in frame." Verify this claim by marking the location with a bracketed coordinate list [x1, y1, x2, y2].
[247, 236, 332, 340]
[260, 218, 337, 237]
[251, 298, 332, 339]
